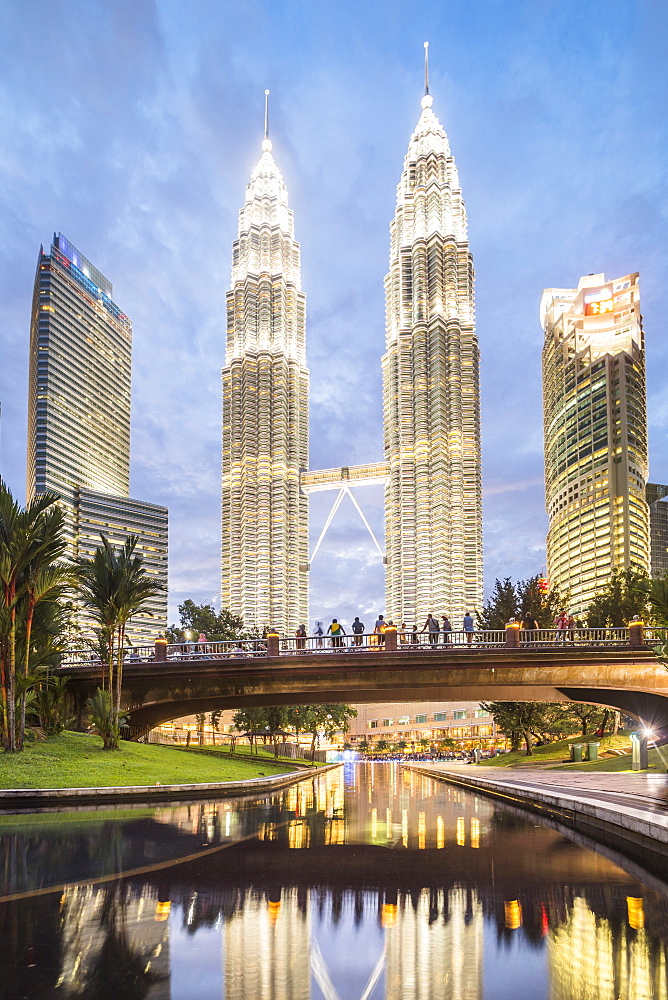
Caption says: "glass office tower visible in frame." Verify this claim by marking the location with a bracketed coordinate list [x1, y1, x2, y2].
[27, 234, 168, 642]
[541, 272, 649, 617]
[647, 483, 668, 578]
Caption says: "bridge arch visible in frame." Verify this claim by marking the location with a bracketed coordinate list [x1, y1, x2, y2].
[63, 644, 668, 736]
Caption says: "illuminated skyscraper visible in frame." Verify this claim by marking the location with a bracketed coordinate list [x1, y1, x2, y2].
[222, 99, 309, 633]
[647, 483, 668, 577]
[27, 234, 168, 641]
[541, 272, 649, 616]
[382, 48, 483, 625]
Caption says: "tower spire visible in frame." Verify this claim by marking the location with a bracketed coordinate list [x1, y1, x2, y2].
[262, 89, 272, 152]
[421, 42, 433, 109]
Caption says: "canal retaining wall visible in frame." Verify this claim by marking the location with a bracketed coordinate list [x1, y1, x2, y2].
[0, 763, 341, 810]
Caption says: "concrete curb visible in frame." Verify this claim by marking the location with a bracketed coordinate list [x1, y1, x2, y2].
[0, 763, 341, 809]
[404, 765, 668, 867]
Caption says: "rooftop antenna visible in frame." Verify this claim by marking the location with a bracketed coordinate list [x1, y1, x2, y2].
[421, 42, 433, 109]
[262, 89, 272, 152]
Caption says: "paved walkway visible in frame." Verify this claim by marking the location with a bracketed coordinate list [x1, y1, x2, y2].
[421, 762, 668, 810]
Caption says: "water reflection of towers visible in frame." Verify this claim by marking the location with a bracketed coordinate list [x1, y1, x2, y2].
[224, 888, 310, 1000]
[384, 887, 483, 1000]
[548, 896, 668, 1000]
[221, 884, 482, 1000]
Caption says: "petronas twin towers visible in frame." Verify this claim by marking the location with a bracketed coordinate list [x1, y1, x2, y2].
[222, 60, 483, 633]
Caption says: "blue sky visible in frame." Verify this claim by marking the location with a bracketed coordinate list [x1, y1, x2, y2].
[1, 0, 667, 629]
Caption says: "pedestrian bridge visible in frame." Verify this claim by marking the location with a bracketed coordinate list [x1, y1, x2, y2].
[60, 625, 668, 734]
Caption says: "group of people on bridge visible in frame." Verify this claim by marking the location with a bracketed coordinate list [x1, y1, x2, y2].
[302, 612, 477, 649]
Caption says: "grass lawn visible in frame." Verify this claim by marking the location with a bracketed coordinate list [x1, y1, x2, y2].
[479, 733, 661, 772]
[0, 731, 301, 789]
[182, 742, 328, 767]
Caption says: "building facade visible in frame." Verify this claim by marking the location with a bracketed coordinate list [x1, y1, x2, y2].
[27, 234, 168, 642]
[347, 700, 499, 752]
[222, 127, 309, 634]
[541, 272, 649, 618]
[647, 483, 668, 578]
[382, 85, 483, 627]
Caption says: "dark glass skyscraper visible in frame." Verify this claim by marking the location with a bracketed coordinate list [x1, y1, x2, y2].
[27, 234, 168, 642]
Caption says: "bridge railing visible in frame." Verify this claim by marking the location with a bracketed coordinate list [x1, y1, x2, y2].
[59, 625, 668, 667]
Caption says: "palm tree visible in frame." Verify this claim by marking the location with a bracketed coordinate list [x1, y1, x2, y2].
[0, 481, 64, 751]
[77, 535, 164, 748]
[15, 509, 73, 747]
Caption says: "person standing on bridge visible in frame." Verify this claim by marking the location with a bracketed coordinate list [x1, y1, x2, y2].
[351, 617, 365, 646]
[295, 623, 307, 651]
[463, 611, 475, 645]
[327, 618, 346, 648]
[423, 613, 440, 645]
[554, 611, 569, 641]
[440, 615, 452, 645]
[521, 613, 538, 643]
[374, 614, 386, 645]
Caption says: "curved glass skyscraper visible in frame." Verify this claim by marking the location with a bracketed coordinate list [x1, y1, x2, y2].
[542, 272, 649, 617]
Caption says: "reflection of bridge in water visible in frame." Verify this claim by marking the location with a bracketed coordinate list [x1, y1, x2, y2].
[61, 626, 668, 733]
[2, 766, 668, 999]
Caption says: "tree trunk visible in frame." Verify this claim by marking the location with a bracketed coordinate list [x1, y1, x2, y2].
[6, 600, 17, 752]
[523, 730, 533, 755]
[17, 591, 36, 751]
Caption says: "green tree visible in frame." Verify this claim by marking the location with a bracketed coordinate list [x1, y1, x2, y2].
[567, 702, 604, 736]
[195, 712, 207, 746]
[648, 574, 668, 663]
[167, 601, 246, 643]
[78, 535, 164, 749]
[358, 739, 370, 753]
[585, 568, 650, 627]
[0, 482, 68, 751]
[209, 709, 223, 744]
[375, 739, 389, 752]
[478, 578, 519, 630]
[481, 702, 558, 756]
[231, 706, 268, 753]
[517, 575, 565, 628]
[479, 574, 567, 631]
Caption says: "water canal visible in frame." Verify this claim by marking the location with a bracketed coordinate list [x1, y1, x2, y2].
[1, 763, 667, 999]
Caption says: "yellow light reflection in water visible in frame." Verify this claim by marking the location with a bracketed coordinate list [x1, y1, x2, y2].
[402, 809, 408, 847]
[437, 815, 445, 848]
[371, 807, 378, 839]
[288, 820, 309, 849]
[471, 816, 480, 849]
[418, 811, 426, 849]
[386, 808, 392, 837]
[505, 900, 522, 929]
[456, 816, 466, 846]
[627, 896, 645, 930]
